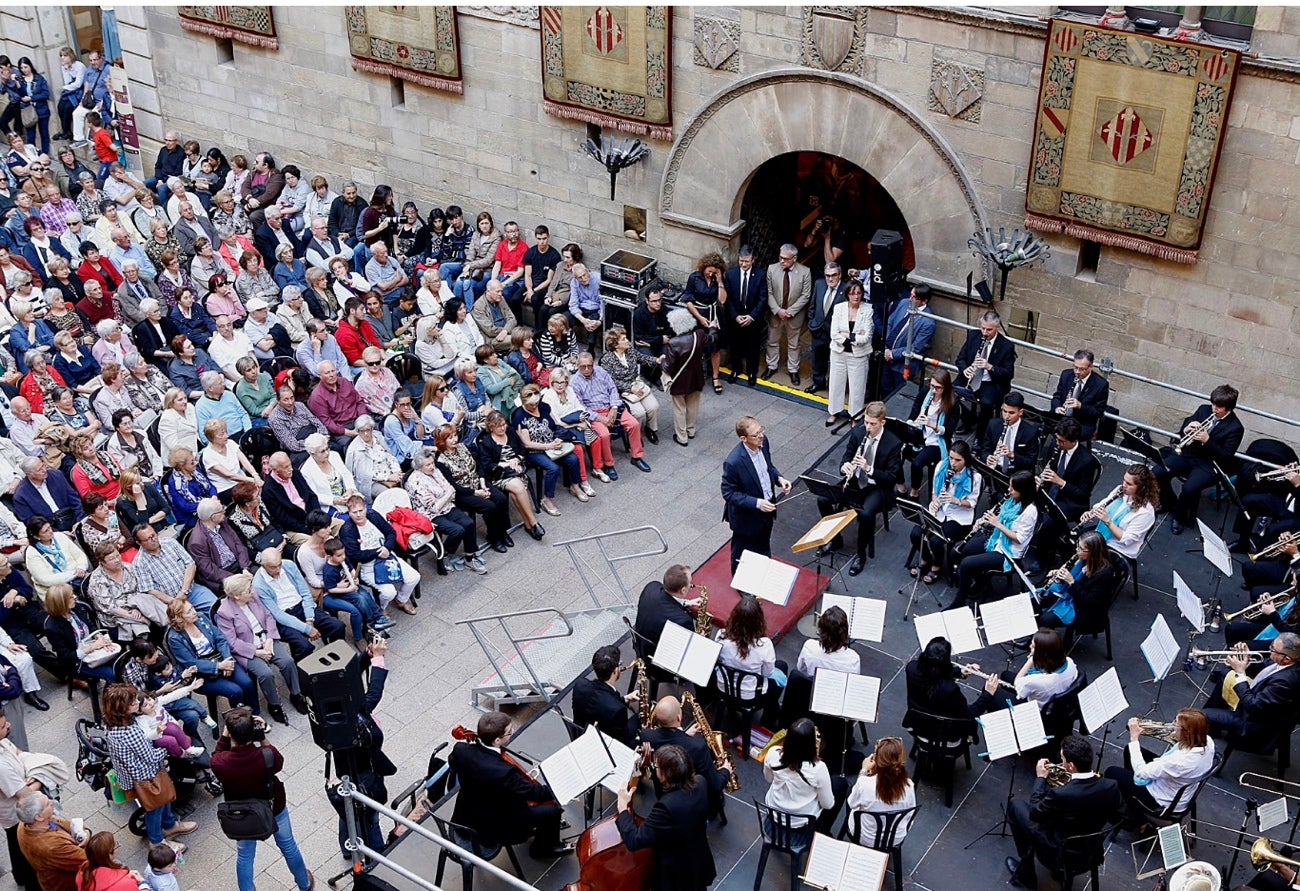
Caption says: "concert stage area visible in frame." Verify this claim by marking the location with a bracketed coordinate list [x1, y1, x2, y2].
[360, 382, 1284, 891]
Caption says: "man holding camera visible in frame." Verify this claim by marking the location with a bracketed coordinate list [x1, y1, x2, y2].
[211, 708, 315, 891]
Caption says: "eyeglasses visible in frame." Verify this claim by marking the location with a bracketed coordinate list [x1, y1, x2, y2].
[365, 360, 382, 367]
[437, 386, 449, 392]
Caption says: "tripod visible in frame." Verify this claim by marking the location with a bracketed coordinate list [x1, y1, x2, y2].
[966, 756, 1021, 848]
[897, 499, 949, 621]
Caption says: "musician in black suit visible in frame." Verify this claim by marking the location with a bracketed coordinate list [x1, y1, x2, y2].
[448, 711, 570, 858]
[979, 392, 1040, 474]
[1200, 633, 1300, 744]
[802, 262, 847, 394]
[571, 645, 638, 748]
[814, 401, 903, 576]
[632, 565, 698, 663]
[722, 246, 767, 386]
[616, 743, 726, 891]
[1006, 735, 1125, 889]
[1049, 350, 1110, 441]
[955, 310, 1017, 432]
[640, 696, 727, 819]
[1035, 418, 1100, 556]
[720, 415, 791, 574]
[1153, 384, 1245, 535]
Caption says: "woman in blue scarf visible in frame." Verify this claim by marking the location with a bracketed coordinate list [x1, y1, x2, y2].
[909, 440, 981, 585]
[948, 469, 1039, 610]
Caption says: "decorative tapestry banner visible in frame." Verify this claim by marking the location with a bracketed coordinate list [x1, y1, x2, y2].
[345, 6, 463, 95]
[178, 7, 277, 50]
[1025, 20, 1241, 263]
[540, 6, 673, 140]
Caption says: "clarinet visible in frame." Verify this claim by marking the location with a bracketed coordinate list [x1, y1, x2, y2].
[1063, 372, 1078, 417]
[1037, 442, 1061, 488]
[933, 468, 955, 518]
[1070, 485, 1123, 536]
[843, 431, 871, 492]
[958, 496, 1010, 549]
[989, 418, 1009, 469]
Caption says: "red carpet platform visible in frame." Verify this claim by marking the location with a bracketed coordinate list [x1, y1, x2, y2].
[692, 542, 827, 641]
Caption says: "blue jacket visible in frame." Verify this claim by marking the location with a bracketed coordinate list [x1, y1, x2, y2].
[252, 562, 316, 634]
[12, 472, 84, 524]
[165, 614, 233, 676]
[24, 74, 51, 118]
[8, 320, 55, 372]
[169, 303, 217, 348]
[721, 439, 783, 534]
[884, 298, 936, 376]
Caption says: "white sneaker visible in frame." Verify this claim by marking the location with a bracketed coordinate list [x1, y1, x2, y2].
[184, 745, 206, 759]
[468, 556, 488, 575]
[580, 483, 597, 497]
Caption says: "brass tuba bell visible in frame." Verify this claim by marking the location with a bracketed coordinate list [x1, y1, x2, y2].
[1251, 836, 1300, 872]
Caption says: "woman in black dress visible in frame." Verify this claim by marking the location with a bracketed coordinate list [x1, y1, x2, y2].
[682, 252, 728, 395]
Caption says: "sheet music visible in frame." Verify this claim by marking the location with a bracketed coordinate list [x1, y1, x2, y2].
[980, 594, 1038, 645]
[808, 516, 847, 543]
[1158, 824, 1187, 870]
[732, 550, 798, 606]
[652, 622, 722, 687]
[822, 593, 886, 642]
[810, 670, 881, 723]
[841, 844, 889, 891]
[1140, 614, 1179, 681]
[540, 725, 614, 804]
[1197, 520, 1235, 577]
[597, 731, 641, 796]
[978, 709, 1020, 760]
[1010, 701, 1047, 750]
[802, 834, 848, 890]
[1258, 796, 1290, 833]
[810, 668, 848, 719]
[1173, 571, 1204, 632]
[843, 675, 881, 723]
[914, 607, 982, 654]
[1077, 667, 1130, 734]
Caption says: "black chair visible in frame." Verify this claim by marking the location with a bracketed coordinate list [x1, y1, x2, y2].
[752, 800, 816, 891]
[839, 806, 920, 891]
[430, 814, 525, 891]
[712, 664, 766, 759]
[903, 710, 976, 807]
[1064, 556, 1130, 661]
[1127, 755, 1220, 848]
[1215, 717, 1297, 779]
[1123, 524, 1156, 601]
[261, 356, 298, 379]
[1043, 822, 1119, 891]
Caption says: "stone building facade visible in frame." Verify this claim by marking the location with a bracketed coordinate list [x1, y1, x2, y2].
[3, 5, 1298, 444]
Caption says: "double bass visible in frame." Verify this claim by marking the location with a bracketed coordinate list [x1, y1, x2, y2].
[563, 742, 654, 891]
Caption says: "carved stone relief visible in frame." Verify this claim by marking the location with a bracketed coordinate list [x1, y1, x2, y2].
[693, 16, 740, 72]
[928, 59, 985, 123]
[458, 6, 538, 29]
[800, 7, 868, 76]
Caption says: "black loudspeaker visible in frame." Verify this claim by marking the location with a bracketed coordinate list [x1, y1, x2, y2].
[869, 229, 904, 306]
[298, 640, 366, 751]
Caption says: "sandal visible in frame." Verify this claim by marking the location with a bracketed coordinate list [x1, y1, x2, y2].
[713, 379, 723, 394]
[908, 567, 920, 579]
[923, 571, 941, 585]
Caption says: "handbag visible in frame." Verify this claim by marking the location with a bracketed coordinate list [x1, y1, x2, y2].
[216, 747, 277, 841]
[79, 93, 96, 110]
[373, 555, 405, 586]
[132, 767, 177, 811]
[621, 379, 651, 404]
[20, 105, 37, 130]
[80, 630, 121, 668]
[249, 525, 284, 553]
[545, 442, 574, 460]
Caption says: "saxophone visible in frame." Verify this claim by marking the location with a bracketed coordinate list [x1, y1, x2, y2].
[682, 692, 740, 792]
[694, 585, 711, 635]
[628, 659, 651, 729]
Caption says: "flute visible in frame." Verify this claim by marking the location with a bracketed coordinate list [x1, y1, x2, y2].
[958, 662, 1017, 692]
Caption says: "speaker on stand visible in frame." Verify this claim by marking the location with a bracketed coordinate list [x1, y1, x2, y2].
[298, 639, 367, 751]
[867, 229, 904, 403]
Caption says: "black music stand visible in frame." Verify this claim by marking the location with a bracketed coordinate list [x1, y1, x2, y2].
[1212, 460, 1250, 539]
[972, 460, 1010, 506]
[896, 498, 949, 621]
[1120, 426, 1170, 472]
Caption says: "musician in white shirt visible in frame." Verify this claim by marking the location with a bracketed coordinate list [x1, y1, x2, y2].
[1080, 463, 1158, 560]
[949, 470, 1038, 609]
[910, 440, 981, 586]
[796, 606, 861, 676]
[1008, 628, 1078, 706]
[1104, 709, 1214, 811]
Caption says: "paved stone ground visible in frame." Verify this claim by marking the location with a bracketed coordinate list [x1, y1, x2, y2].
[0, 371, 1284, 891]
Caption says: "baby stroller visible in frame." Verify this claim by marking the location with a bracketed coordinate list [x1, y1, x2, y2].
[75, 717, 224, 837]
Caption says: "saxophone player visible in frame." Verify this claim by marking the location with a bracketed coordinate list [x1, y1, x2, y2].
[638, 696, 730, 821]
[572, 645, 639, 747]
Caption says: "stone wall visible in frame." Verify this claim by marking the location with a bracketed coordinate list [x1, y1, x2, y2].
[5, 5, 1299, 444]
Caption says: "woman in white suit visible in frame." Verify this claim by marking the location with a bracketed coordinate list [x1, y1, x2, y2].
[827, 280, 872, 423]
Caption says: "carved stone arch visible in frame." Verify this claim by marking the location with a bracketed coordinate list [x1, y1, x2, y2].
[659, 69, 991, 286]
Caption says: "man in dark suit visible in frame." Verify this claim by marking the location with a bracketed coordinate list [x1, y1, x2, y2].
[449, 711, 570, 858]
[1035, 418, 1100, 556]
[956, 309, 1017, 433]
[1153, 384, 1245, 535]
[640, 695, 727, 819]
[721, 415, 792, 574]
[722, 246, 766, 386]
[632, 565, 697, 662]
[803, 261, 846, 394]
[12, 459, 83, 530]
[616, 744, 721, 891]
[262, 452, 324, 542]
[1200, 633, 1300, 744]
[1049, 350, 1110, 441]
[980, 392, 1041, 474]
[571, 645, 638, 747]
[881, 283, 936, 394]
[1007, 735, 1125, 889]
[171, 201, 218, 260]
[253, 205, 304, 270]
[814, 401, 903, 576]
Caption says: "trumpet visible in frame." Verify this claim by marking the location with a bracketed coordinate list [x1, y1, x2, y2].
[1135, 719, 1178, 743]
[1250, 531, 1300, 563]
[1257, 462, 1300, 483]
[1174, 418, 1213, 455]
[957, 662, 1017, 692]
[1189, 647, 1267, 667]
[1220, 587, 1295, 622]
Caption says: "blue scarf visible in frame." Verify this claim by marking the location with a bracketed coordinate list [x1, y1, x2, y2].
[1096, 498, 1131, 543]
[34, 539, 67, 573]
[1043, 560, 1085, 625]
[931, 454, 973, 503]
[984, 497, 1023, 570]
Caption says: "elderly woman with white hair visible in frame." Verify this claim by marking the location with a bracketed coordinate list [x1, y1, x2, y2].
[301, 433, 359, 519]
[354, 346, 400, 417]
[275, 285, 313, 346]
[122, 353, 171, 414]
[90, 319, 138, 369]
[661, 307, 719, 447]
[345, 415, 404, 502]
[131, 297, 181, 368]
[414, 316, 457, 379]
[90, 362, 135, 429]
[272, 242, 309, 294]
[215, 571, 305, 725]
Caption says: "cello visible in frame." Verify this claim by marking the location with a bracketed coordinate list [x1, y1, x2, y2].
[450, 724, 560, 808]
[563, 742, 654, 891]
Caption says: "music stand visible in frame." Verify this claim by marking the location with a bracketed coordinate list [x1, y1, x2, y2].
[896, 499, 949, 621]
[1212, 460, 1250, 539]
[1120, 427, 1169, 471]
[797, 475, 857, 589]
[972, 460, 1010, 504]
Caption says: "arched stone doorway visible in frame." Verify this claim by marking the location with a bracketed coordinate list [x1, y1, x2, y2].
[659, 69, 990, 288]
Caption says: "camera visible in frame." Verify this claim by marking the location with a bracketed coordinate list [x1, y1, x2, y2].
[383, 215, 402, 226]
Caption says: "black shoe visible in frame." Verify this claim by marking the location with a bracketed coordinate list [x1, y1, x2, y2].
[761, 367, 775, 380]
[490, 541, 509, 553]
[22, 692, 49, 711]
[503, 533, 515, 548]
[268, 705, 289, 725]
[848, 555, 866, 576]
[804, 381, 824, 394]
[51, 132, 69, 141]
[527, 523, 545, 541]
[673, 435, 689, 447]
[789, 373, 801, 387]
[530, 842, 576, 859]
[645, 429, 658, 444]
[814, 544, 833, 559]
[747, 375, 756, 387]
[726, 372, 737, 384]
[289, 694, 309, 715]
[1006, 857, 1036, 889]
[1171, 520, 1185, 535]
[632, 458, 652, 473]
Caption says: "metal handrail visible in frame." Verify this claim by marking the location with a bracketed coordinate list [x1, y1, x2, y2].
[456, 608, 573, 706]
[337, 776, 541, 891]
[551, 524, 669, 607]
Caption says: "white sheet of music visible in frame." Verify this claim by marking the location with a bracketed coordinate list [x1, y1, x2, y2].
[1158, 824, 1188, 870]
[843, 674, 881, 723]
[732, 550, 798, 606]
[978, 709, 1020, 760]
[597, 731, 640, 796]
[979, 593, 1038, 646]
[914, 606, 982, 655]
[1197, 520, 1234, 577]
[1010, 701, 1047, 750]
[822, 593, 886, 643]
[1173, 571, 1204, 633]
[812, 669, 882, 723]
[1140, 614, 1179, 681]
[1077, 667, 1130, 734]
[540, 724, 614, 804]
[810, 668, 848, 718]
[1258, 796, 1289, 832]
[652, 622, 722, 687]
[802, 833, 889, 891]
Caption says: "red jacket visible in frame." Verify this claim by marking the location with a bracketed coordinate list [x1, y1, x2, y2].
[76, 866, 139, 891]
[334, 319, 381, 366]
[386, 506, 433, 550]
[77, 257, 124, 295]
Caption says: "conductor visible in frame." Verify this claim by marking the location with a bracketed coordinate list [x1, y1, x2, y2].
[721, 415, 791, 574]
